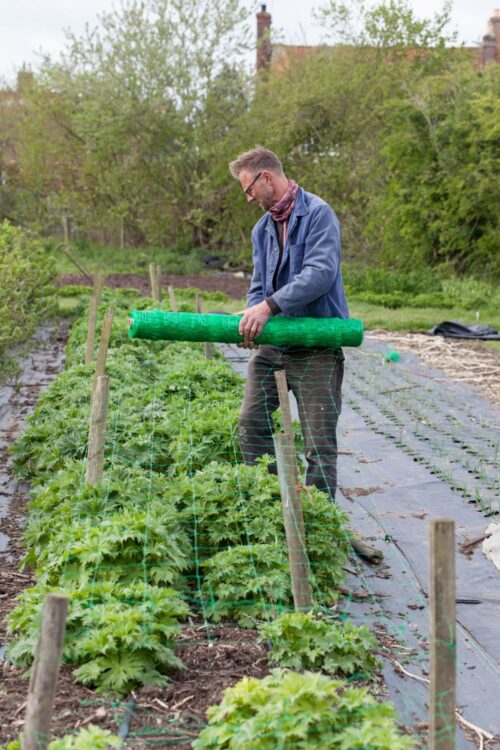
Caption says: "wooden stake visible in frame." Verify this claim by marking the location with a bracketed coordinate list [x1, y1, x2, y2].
[156, 264, 162, 303]
[62, 246, 93, 284]
[272, 370, 312, 610]
[86, 375, 109, 486]
[274, 370, 294, 440]
[23, 594, 68, 750]
[168, 284, 178, 312]
[273, 433, 312, 610]
[62, 214, 68, 246]
[92, 308, 114, 393]
[149, 262, 159, 303]
[85, 274, 103, 365]
[429, 519, 456, 750]
[195, 294, 213, 359]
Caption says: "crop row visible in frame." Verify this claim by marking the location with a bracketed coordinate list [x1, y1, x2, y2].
[6, 288, 413, 748]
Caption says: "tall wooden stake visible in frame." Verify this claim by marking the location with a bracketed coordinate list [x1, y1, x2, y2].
[86, 375, 109, 486]
[23, 594, 68, 750]
[85, 274, 103, 365]
[62, 214, 68, 246]
[273, 370, 312, 610]
[168, 284, 178, 312]
[92, 308, 114, 393]
[195, 293, 213, 359]
[274, 369, 294, 439]
[149, 262, 160, 303]
[156, 264, 162, 302]
[429, 519, 456, 750]
[62, 246, 93, 284]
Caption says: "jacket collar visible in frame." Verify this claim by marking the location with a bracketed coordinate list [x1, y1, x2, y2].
[264, 187, 308, 233]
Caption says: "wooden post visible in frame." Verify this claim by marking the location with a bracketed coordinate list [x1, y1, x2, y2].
[273, 433, 312, 610]
[22, 594, 68, 750]
[156, 264, 162, 303]
[272, 370, 312, 610]
[168, 284, 178, 312]
[429, 519, 456, 750]
[149, 262, 159, 303]
[62, 246, 93, 284]
[92, 308, 114, 393]
[195, 294, 213, 359]
[86, 375, 109, 486]
[62, 214, 68, 246]
[275, 369, 294, 440]
[85, 274, 103, 365]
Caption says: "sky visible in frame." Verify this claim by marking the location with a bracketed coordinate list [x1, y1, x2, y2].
[0, 0, 496, 84]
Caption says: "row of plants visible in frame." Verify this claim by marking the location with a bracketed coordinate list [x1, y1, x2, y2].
[6, 288, 414, 747]
[343, 267, 500, 313]
[0, 221, 56, 382]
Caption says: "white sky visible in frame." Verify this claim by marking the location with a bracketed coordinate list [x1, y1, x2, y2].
[0, 0, 496, 84]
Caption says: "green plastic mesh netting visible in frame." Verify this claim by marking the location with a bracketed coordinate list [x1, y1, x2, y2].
[128, 310, 364, 348]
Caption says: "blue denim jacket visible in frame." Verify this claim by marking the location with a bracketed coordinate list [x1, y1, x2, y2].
[247, 188, 349, 319]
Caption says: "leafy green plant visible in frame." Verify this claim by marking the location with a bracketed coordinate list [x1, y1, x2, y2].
[167, 392, 242, 472]
[202, 544, 291, 626]
[48, 725, 121, 749]
[180, 464, 350, 625]
[258, 612, 380, 677]
[23, 460, 170, 555]
[32, 504, 190, 588]
[7, 581, 188, 694]
[194, 669, 414, 749]
[1, 725, 121, 749]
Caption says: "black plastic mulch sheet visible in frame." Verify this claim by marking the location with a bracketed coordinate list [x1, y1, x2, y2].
[429, 320, 500, 340]
[222, 341, 500, 750]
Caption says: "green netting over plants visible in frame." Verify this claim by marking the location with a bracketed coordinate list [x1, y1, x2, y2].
[128, 310, 364, 348]
[4, 288, 422, 747]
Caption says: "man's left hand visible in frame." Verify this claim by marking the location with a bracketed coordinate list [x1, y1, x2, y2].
[238, 301, 272, 344]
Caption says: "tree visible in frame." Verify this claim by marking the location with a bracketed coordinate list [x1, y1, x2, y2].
[16, 0, 252, 247]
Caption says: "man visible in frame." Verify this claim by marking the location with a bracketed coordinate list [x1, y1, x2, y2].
[229, 146, 349, 500]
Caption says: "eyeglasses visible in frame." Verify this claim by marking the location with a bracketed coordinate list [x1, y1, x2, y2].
[243, 172, 263, 196]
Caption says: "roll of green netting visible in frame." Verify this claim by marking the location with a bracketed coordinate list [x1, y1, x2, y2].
[128, 310, 363, 348]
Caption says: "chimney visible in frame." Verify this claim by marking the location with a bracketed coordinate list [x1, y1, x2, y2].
[482, 33, 497, 64]
[17, 64, 34, 94]
[256, 4, 272, 73]
[486, 8, 500, 60]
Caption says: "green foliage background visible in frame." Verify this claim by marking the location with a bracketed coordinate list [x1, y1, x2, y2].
[2, 0, 499, 279]
[0, 221, 56, 381]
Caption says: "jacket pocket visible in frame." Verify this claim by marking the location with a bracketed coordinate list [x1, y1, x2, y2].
[289, 243, 306, 275]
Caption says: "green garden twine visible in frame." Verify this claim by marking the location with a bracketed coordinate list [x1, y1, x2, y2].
[128, 310, 364, 348]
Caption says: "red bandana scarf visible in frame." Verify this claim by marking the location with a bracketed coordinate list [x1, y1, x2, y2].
[269, 180, 300, 223]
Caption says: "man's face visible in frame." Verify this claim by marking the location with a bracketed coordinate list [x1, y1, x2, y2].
[239, 169, 275, 212]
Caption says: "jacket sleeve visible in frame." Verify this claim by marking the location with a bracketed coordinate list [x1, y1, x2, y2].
[246, 227, 265, 307]
[271, 204, 340, 314]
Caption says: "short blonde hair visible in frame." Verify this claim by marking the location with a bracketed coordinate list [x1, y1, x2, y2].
[229, 146, 284, 179]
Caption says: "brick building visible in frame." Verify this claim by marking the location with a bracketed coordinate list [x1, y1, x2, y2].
[256, 4, 500, 72]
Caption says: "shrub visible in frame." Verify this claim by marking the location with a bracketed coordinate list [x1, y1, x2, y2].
[0, 221, 56, 381]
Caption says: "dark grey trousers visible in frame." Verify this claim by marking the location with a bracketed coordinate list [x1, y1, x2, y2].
[238, 345, 344, 499]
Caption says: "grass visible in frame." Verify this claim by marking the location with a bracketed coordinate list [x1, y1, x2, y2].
[349, 299, 500, 334]
[54, 241, 214, 276]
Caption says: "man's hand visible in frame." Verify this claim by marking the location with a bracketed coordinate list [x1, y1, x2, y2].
[238, 301, 272, 346]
